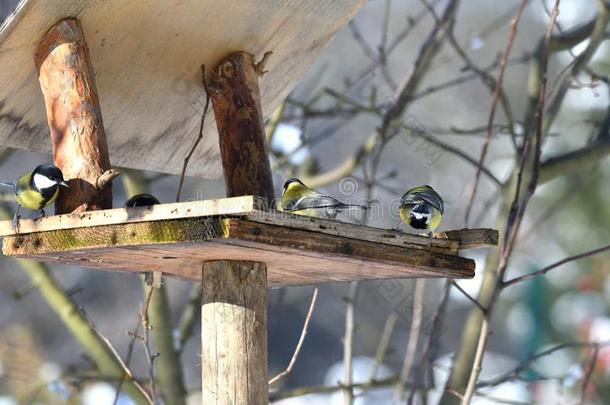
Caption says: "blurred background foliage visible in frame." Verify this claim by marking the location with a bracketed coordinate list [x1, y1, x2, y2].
[0, 0, 609, 404]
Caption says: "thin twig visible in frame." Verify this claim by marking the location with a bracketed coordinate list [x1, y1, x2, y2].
[269, 287, 319, 385]
[394, 279, 425, 402]
[580, 344, 600, 405]
[451, 281, 487, 313]
[461, 318, 490, 404]
[518, 175, 590, 244]
[368, 312, 398, 382]
[270, 375, 401, 402]
[502, 243, 610, 287]
[342, 282, 359, 405]
[141, 283, 157, 404]
[408, 281, 451, 404]
[348, 20, 377, 62]
[478, 341, 610, 388]
[113, 317, 143, 405]
[176, 65, 210, 202]
[464, 0, 529, 225]
[177, 283, 202, 351]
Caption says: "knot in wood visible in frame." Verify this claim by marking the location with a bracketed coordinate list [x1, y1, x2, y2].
[221, 61, 234, 78]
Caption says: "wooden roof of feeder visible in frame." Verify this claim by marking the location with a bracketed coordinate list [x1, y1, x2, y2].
[0, 196, 498, 287]
[0, 0, 362, 177]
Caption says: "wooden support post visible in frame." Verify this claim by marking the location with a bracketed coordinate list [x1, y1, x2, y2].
[35, 18, 112, 214]
[201, 261, 268, 404]
[209, 52, 275, 202]
[204, 52, 272, 405]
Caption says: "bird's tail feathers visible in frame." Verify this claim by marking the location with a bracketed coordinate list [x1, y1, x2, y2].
[338, 203, 369, 210]
[0, 182, 13, 189]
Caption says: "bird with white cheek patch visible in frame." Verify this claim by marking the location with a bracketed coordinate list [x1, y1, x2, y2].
[398, 185, 444, 236]
[0, 164, 69, 230]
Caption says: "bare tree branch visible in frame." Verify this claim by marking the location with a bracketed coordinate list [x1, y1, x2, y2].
[580, 344, 600, 405]
[478, 341, 610, 388]
[464, 0, 528, 225]
[342, 282, 359, 405]
[539, 139, 610, 184]
[502, 243, 610, 287]
[368, 312, 398, 382]
[269, 287, 319, 385]
[450, 281, 487, 314]
[176, 65, 210, 202]
[394, 279, 425, 402]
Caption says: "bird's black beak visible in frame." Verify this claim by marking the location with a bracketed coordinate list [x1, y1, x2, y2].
[59, 181, 69, 188]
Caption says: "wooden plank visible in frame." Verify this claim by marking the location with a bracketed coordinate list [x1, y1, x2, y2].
[0, 0, 363, 177]
[1, 217, 476, 286]
[224, 220, 473, 279]
[443, 228, 499, 250]
[0, 197, 499, 254]
[246, 210, 460, 254]
[0, 196, 264, 236]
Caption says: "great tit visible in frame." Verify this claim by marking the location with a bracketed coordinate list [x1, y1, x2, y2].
[125, 193, 160, 207]
[0, 164, 68, 229]
[399, 185, 444, 234]
[278, 178, 367, 218]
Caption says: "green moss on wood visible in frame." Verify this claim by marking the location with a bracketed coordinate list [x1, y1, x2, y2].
[4, 217, 224, 255]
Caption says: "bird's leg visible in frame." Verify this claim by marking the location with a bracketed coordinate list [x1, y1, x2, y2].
[39, 209, 46, 218]
[11, 206, 21, 232]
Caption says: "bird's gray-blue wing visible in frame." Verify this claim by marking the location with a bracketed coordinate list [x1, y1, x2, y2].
[401, 187, 444, 214]
[286, 192, 345, 211]
[415, 189, 444, 214]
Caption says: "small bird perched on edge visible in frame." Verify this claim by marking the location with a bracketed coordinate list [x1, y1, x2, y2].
[0, 164, 68, 230]
[399, 185, 444, 235]
[278, 178, 368, 218]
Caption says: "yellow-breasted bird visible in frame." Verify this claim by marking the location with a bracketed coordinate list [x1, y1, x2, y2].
[0, 164, 68, 229]
[279, 178, 367, 218]
[399, 185, 444, 234]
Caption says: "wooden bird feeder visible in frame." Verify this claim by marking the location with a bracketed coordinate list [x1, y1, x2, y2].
[0, 1, 498, 404]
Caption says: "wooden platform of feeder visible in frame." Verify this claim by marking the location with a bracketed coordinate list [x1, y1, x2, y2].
[0, 196, 497, 287]
[0, 0, 362, 178]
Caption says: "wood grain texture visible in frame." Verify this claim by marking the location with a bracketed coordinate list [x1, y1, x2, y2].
[246, 210, 460, 254]
[443, 228, 499, 250]
[2, 216, 478, 286]
[201, 261, 267, 405]
[35, 18, 112, 213]
[0, 0, 363, 177]
[0, 196, 264, 236]
[210, 52, 275, 201]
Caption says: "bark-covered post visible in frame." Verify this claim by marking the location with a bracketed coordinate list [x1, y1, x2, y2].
[35, 18, 112, 214]
[210, 52, 275, 202]
[204, 52, 272, 404]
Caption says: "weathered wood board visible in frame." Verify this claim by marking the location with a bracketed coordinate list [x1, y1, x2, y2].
[0, 195, 266, 236]
[0, 197, 498, 287]
[0, 0, 363, 177]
